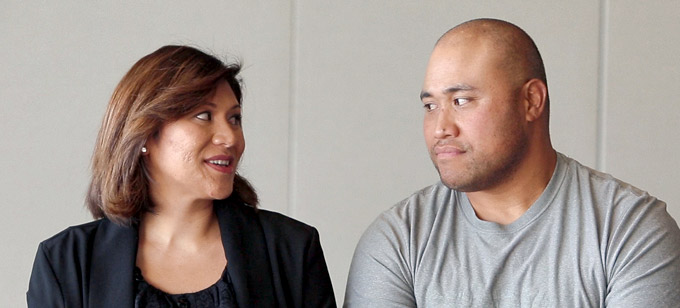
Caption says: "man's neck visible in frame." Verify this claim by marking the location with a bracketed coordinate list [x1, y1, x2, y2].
[466, 148, 557, 225]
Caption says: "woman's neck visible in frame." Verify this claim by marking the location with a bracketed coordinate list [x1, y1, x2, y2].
[136, 198, 227, 294]
[139, 197, 219, 249]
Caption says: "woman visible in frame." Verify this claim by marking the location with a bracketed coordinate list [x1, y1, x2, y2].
[27, 45, 336, 307]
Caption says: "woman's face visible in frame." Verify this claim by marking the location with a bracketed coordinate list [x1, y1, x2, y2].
[143, 80, 245, 205]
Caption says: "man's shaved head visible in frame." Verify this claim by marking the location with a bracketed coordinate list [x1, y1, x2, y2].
[437, 18, 549, 108]
[421, 18, 554, 192]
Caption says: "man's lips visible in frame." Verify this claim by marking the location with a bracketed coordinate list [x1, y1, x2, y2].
[433, 143, 466, 158]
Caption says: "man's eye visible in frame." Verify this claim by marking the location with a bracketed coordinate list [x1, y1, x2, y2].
[423, 103, 437, 111]
[453, 98, 470, 106]
[196, 112, 211, 120]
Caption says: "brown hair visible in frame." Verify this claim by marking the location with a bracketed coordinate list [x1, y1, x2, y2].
[87, 45, 258, 225]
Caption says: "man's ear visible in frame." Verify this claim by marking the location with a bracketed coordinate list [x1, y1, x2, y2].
[523, 79, 548, 122]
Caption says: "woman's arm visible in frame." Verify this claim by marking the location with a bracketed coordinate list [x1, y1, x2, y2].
[27, 242, 65, 308]
[303, 228, 337, 308]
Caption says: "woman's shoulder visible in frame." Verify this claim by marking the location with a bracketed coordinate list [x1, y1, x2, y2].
[38, 218, 137, 257]
[254, 208, 324, 257]
[256, 208, 318, 236]
[32, 219, 111, 285]
[39, 219, 105, 251]
[217, 200, 318, 236]
[218, 201, 320, 244]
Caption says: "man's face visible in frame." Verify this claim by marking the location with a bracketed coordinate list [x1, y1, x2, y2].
[421, 38, 529, 192]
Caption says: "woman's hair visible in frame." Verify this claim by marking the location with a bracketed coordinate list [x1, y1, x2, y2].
[87, 45, 258, 225]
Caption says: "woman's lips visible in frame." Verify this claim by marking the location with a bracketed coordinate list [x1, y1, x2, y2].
[205, 155, 234, 173]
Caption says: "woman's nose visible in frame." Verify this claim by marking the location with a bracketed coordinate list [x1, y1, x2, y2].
[212, 124, 237, 147]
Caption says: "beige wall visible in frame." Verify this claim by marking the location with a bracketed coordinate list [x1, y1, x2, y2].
[2, 1, 678, 306]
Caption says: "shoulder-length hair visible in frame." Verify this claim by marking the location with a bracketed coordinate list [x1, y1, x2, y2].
[87, 45, 258, 225]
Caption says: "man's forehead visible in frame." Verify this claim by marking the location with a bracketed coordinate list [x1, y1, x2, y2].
[427, 40, 499, 74]
[434, 31, 498, 56]
[421, 43, 507, 98]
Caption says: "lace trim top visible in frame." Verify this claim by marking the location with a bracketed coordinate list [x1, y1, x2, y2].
[133, 267, 238, 308]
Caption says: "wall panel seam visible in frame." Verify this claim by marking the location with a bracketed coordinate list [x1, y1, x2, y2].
[596, 0, 610, 171]
[286, 0, 299, 216]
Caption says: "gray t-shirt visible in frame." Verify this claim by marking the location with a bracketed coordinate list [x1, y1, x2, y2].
[344, 153, 680, 307]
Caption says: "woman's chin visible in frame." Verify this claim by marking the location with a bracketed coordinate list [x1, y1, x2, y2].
[209, 188, 233, 200]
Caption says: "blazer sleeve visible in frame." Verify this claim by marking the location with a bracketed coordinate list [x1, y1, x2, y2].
[302, 227, 336, 308]
[27, 242, 65, 308]
[255, 208, 337, 307]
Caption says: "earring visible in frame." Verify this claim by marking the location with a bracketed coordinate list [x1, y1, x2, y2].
[141, 146, 147, 153]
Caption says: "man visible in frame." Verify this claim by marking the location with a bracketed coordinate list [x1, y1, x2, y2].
[344, 18, 680, 307]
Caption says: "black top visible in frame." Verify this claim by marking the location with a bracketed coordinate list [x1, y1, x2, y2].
[27, 199, 336, 307]
[134, 267, 238, 308]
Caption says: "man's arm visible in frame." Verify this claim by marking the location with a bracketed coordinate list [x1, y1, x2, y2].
[344, 213, 416, 308]
[605, 197, 680, 307]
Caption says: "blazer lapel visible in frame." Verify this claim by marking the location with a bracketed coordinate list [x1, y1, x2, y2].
[88, 219, 137, 307]
[216, 200, 277, 307]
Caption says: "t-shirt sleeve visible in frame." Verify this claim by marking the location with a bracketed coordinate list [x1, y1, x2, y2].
[344, 210, 416, 308]
[605, 197, 680, 307]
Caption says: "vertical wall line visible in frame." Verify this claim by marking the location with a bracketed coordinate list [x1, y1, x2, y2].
[596, 0, 610, 171]
[287, 0, 299, 216]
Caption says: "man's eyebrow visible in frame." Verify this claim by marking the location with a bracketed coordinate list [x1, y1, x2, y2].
[420, 84, 476, 100]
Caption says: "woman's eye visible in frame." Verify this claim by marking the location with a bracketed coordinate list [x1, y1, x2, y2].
[196, 112, 211, 121]
[453, 98, 470, 106]
[228, 114, 242, 125]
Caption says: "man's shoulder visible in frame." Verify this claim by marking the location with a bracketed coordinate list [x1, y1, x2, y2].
[382, 182, 456, 218]
[560, 152, 636, 188]
[557, 152, 675, 234]
[559, 152, 660, 206]
[362, 182, 458, 239]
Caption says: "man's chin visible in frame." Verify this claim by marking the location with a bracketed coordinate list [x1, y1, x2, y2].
[438, 171, 486, 192]
[440, 176, 469, 192]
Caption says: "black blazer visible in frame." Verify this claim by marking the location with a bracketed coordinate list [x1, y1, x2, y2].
[27, 200, 336, 307]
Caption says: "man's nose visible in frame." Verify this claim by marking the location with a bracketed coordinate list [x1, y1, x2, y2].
[434, 109, 459, 139]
